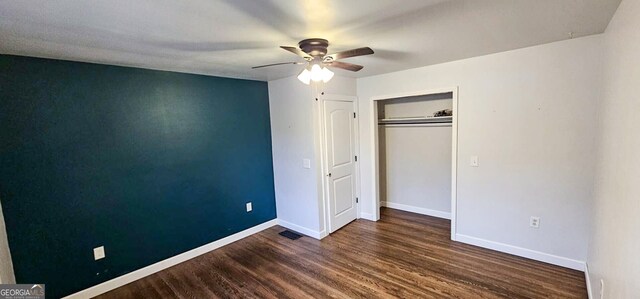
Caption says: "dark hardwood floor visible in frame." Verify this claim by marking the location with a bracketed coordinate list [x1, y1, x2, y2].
[97, 208, 587, 298]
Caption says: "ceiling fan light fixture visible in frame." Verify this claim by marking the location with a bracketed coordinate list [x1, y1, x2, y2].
[255, 39, 372, 84]
[299, 63, 334, 84]
[297, 68, 311, 85]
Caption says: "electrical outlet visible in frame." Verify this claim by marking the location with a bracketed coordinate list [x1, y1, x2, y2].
[246, 202, 252, 212]
[93, 246, 105, 260]
[303, 158, 311, 169]
[530, 217, 540, 228]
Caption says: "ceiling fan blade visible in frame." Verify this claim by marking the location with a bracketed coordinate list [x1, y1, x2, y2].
[326, 47, 374, 61]
[326, 61, 364, 72]
[252, 62, 306, 69]
[280, 46, 312, 59]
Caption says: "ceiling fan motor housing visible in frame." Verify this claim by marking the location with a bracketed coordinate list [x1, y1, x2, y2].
[299, 38, 329, 57]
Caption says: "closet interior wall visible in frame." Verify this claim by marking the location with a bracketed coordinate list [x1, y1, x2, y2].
[378, 93, 453, 218]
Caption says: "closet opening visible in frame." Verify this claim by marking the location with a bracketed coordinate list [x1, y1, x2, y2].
[371, 87, 458, 240]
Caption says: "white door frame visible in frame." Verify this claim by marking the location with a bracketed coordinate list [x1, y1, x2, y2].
[318, 94, 361, 236]
[370, 86, 459, 241]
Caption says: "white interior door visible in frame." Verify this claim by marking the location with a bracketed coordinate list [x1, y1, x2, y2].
[323, 99, 357, 233]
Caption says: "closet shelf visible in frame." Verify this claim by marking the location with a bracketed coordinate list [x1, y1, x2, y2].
[378, 116, 452, 125]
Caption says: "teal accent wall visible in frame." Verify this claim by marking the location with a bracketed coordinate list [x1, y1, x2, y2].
[0, 55, 276, 298]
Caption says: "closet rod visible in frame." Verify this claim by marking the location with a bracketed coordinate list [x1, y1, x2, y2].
[378, 123, 452, 127]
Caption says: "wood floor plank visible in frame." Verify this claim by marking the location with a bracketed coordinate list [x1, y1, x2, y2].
[96, 208, 587, 298]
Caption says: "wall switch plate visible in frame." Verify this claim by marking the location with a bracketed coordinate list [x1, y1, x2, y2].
[470, 156, 479, 167]
[530, 216, 540, 228]
[303, 158, 311, 169]
[93, 246, 105, 260]
[246, 202, 252, 212]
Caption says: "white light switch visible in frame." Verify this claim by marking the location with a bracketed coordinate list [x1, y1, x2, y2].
[246, 202, 252, 212]
[470, 156, 479, 167]
[93, 246, 105, 260]
[303, 158, 311, 169]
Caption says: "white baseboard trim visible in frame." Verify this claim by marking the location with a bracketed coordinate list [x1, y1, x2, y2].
[455, 233, 586, 271]
[381, 201, 451, 220]
[359, 212, 377, 221]
[63, 219, 278, 299]
[276, 219, 324, 240]
[585, 263, 593, 299]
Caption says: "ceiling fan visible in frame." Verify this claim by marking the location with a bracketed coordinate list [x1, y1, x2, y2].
[252, 38, 374, 84]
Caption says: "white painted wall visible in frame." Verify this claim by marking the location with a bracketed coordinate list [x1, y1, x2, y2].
[380, 125, 452, 215]
[588, 0, 640, 297]
[268, 75, 356, 238]
[0, 200, 15, 284]
[357, 35, 603, 266]
[268, 77, 320, 235]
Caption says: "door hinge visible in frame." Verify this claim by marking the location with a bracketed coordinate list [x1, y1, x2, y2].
[353, 112, 356, 118]
[356, 197, 359, 203]
[355, 155, 358, 162]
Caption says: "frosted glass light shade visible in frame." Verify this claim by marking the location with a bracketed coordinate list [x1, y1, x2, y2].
[297, 68, 311, 85]
[310, 64, 323, 82]
[321, 67, 334, 83]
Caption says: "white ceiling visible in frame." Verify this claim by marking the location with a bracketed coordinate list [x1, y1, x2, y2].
[0, 0, 621, 81]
